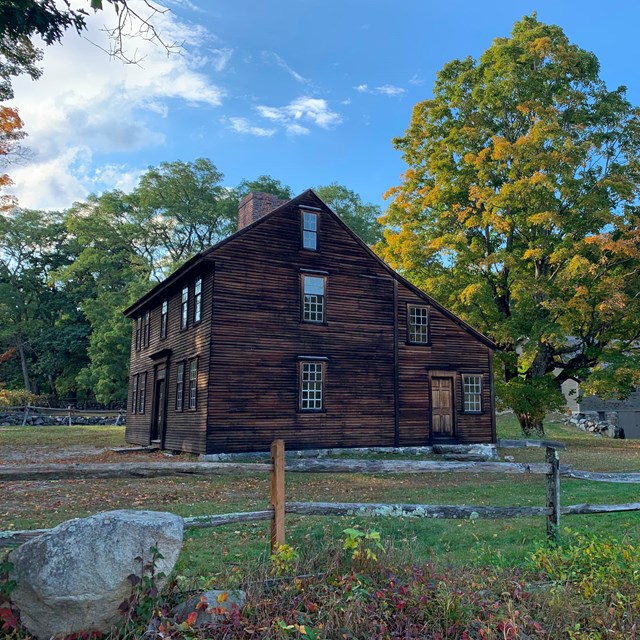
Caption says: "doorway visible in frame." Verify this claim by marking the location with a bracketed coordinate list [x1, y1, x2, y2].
[150, 366, 167, 444]
[431, 376, 454, 439]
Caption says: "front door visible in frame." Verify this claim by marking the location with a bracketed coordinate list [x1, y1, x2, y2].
[150, 368, 166, 444]
[431, 376, 454, 438]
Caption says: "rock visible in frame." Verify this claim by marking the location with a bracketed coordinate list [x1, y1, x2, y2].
[10, 510, 183, 639]
[171, 589, 246, 628]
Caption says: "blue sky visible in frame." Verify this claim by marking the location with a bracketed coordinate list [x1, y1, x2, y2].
[8, 0, 640, 211]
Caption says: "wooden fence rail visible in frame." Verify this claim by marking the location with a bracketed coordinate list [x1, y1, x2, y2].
[2, 439, 640, 551]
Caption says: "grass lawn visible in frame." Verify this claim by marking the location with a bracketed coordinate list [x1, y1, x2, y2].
[2, 414, 640, 588]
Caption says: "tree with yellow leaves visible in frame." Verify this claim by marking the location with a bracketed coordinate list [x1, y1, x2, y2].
[382, 15, 640, 435]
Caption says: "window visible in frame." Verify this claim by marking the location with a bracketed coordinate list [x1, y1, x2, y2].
[299, 361, 324, 411]
[143, 311, 150, 347]
[302, 211, 318, 250]
[160, 299, 168, 339]
[194, 277, 202, 324]
[131, 374, 138, 414]
[188, 359, 198, 410]
[135, 317, 142, 351]
[181, 286, 189, 329]
[302, 275, 325, 323]
[408, 305, 429, 344]
[176, 362, 185, 411]
[463, 375, 482, 413]
[138, 372, 147, 414]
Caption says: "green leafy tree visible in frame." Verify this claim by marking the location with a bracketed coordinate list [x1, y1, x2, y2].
[382, 14, 640, 435]
[60, 192, 152, 404]
[0, 208, 89, 397]
[236, 175, 293, 201]
[315, 183, 384, 245]
[134, 158, 237, 276]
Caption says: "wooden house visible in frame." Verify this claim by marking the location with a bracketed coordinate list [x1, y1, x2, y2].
[124, 190, 496, 454]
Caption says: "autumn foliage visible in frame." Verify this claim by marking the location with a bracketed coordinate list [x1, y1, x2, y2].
[382, 15, 640, 434]
[0, 105, 25, 211]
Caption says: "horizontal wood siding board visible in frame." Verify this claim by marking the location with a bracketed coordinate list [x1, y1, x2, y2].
[396, 287, 494, 446]
[125, 269, 212, 454]
[206, 202, 396, 453]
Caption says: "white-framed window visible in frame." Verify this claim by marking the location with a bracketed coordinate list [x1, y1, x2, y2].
[160, 299, 168, 339]
[131, 374, 138, 414]
[181, 286, 189, 329]
[299, 361, 324, 411]
[302, 211, 318, 250]
[188, 358, 198, 410]
[176, 362, 185, 411]
[408, 305, 429, 344]
[302, 275, 325, 323]
[463, 374, 482, 413]
[194, 277, 202, 324]
[135, 317, 142, 351]
[143, 310, 151, 347]
[138, 371, 147, 414]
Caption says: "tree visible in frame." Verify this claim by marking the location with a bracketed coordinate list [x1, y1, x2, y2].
[133, 159, 238, 277]
[0, 105, 26, 210]
[315, 183, 384, 245]
[236, 175, 293, 201]
[0, 0, 177, 99]
[60, 192, 153, 404]
[0, 208, 89, 396]
[382, 14, 640, 435]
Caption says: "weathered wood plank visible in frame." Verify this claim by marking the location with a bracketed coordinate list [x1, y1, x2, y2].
[183, 511, 273, 527]
[498, 439, 566, 450]
[284, 459, 551, 475]
[0, 512, 275, 548]
[0, 461, 272, 481]
[286, 501, 550, 519]
[561, 469, 640, 483]
[271, 439, 286, 551]
[546, 446, 560, 542]
[561, 502, 640, 515]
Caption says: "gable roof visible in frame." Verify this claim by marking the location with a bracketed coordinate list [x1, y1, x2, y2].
[124, 189, 496, 350]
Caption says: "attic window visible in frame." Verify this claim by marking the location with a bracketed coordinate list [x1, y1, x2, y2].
[408, 305, 429, 344]
[302, 211, 318, 250]
[194, 277, 202, 324]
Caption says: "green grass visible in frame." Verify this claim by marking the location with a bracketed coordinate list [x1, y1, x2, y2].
[0, 424, 127, 448]
[3, 414, 640, 588]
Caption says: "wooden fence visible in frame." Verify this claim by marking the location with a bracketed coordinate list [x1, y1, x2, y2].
[2, 440, 640, 551]
[1, 405, 125, 426]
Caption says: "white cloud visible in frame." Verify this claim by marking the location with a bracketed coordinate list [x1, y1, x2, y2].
[262, 51, 310, 84]
[256, 96, 342, 131]
[354, 83, 406, 97]
[409, 74, 424, 86]
[211, 48, 234, 72]
[226, 117, 276, 137]
[6, 1, 225, 209]
[286, 123, 310, 136]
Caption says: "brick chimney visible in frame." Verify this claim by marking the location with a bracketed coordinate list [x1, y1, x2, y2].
[237, 192, 287, 231]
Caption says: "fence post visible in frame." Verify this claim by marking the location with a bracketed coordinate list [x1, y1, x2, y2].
[546, 446, 560, 542]
[67, 406, 72, 427]
[270, 439, 285, 553]
[22, 404, 30, 427]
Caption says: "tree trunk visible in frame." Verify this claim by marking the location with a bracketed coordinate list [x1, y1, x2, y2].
[517, 412, 545, 437]
[16, 334, 32, 393]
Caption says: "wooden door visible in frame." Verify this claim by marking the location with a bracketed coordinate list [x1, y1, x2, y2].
[431, 377, 454, 438]
[151, 370, 166, 443]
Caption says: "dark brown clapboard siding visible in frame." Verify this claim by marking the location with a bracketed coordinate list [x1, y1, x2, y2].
[396, 287, 494, 445]
[126, 190, 495, 454]
[206, 198, 397, 453]
[125, 269, 213, 453]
